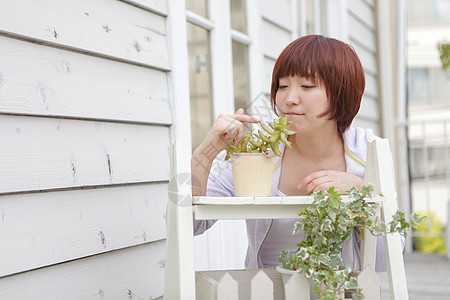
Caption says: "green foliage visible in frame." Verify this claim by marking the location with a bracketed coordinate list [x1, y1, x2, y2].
[437, 41, 450, 70]
[279, 184, 426, 300]
[413, 212, 447, 255]
[224, 117, 295, 160]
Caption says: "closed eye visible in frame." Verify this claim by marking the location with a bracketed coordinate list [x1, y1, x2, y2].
[279, 85, 288, 89]
[302, 85, 315, 89]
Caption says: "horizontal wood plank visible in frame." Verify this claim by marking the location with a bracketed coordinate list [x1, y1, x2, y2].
[0, 0, 170, 70]
[349, 0, 375, 30]
[361, 0, 374, 8]
[263, 56, 276, 95]
[261, 0, 293, 33]
[0, 115, 171, 194]
[358, 95, 380, 123]
[349, 14, 376, 53]
[0, 240, 166, 299]
[0, 36, 172, 124]
[261, 19, 292, 61]
[0, 183, 168, 277]
[261, 57, 276, 94]
[365, 72, 379, 99]
[194, 204, 307, 220]
[193, 195, 383, 205]
[193, 196, 383, 220]
[353, 42, 378, 76]
[121, 0, 168, 16]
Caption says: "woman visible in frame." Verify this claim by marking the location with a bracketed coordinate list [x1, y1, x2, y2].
[191, 35, 403, 271]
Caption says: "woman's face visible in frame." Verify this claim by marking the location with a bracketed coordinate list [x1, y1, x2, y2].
[275, 75, 334, 133]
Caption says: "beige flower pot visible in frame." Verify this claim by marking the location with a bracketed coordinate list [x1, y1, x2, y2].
[231, 153, 276, 196]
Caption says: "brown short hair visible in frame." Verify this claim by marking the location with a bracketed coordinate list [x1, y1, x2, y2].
[270, 35, 365, 134]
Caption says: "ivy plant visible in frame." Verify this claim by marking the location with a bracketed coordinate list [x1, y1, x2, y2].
[279, 184, 426, 300]
[437, 41, 450, 71]
[225, 117, 295, 160]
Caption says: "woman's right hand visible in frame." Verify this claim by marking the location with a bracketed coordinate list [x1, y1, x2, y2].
[200, 108, 261, 155]
[191, 108, 260, 196]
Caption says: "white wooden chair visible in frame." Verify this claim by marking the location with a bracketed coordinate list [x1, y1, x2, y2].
[165, 139, 409, 299]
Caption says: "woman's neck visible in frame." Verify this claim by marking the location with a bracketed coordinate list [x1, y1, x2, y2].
[289, 127, 344, 161]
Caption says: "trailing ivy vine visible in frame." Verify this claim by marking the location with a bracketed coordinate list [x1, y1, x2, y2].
[279, 184, 425, 300]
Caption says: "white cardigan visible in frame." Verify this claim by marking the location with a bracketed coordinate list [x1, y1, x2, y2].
[193, 127, 404, 271]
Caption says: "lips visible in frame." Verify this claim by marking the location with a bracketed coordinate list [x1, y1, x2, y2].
[285, 112, 303, 116]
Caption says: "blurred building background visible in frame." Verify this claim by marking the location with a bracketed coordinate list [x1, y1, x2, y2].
[405, 0, 450, 256]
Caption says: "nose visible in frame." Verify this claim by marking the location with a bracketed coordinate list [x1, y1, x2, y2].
[285, 88, 300, 106]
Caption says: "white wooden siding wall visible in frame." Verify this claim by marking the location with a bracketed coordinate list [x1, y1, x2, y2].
[260, 0, 295, 96]
[347, 0, 381, 135]
[0, 0, 170, 299]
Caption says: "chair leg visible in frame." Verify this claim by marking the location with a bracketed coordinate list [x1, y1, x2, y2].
[381, 202, 409, 300]
[360, 205, 379, 270]
[365, 139, 409, 300]
[165, 199, 196, 299]
[165, 140, 196, 299]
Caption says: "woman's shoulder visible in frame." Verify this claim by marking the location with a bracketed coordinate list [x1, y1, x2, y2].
[343, 127, 376, 145]
[343, 127, 378, 156]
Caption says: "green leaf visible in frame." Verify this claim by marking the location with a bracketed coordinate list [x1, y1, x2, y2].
[321, 289, 337, 300]
[373, 222, 387, 235]
[321, 219, 334, 233]
[344, 277, 358, 289]
[279, 250, 290, 269]
[313, 189, 326, 201]
[327, 208, 339, 222]
[314, 233, 327, 246]
[293, 220, 305, 235]
[318, 254, 329, 267]
[351, 289, 365, 300]
[410, 213, 426, 228]
[329, 254, 342, 269]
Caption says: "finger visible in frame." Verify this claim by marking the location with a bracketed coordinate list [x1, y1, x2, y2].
[298, 170, 329, 189]
[221, 125, 238, 139]
[219, 113, 254, 144]
[231, 109, 261, 123]
[235, 108, 244, 115]
[307, 178, 334, 194]
[308, 181, 333, 194]
[235, 129, 245, 145]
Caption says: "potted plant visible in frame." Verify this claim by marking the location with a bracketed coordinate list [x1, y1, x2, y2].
[225, 117, 295, 196]
[277, 184, 426, 300]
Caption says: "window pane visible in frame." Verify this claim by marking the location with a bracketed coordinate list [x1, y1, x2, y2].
[186, 23, 213, 152]
[230, 0, 247, 33]
[408, 68, 429, 104]
[408, 67, 450, 106]
[232, 41, 250, 113]
[186, 0, 208, 19]
[407, 0, 431, 23]
[429, 68, 450, 104]
[407, 0, 450, 23]
[432, 0, 450, 22]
